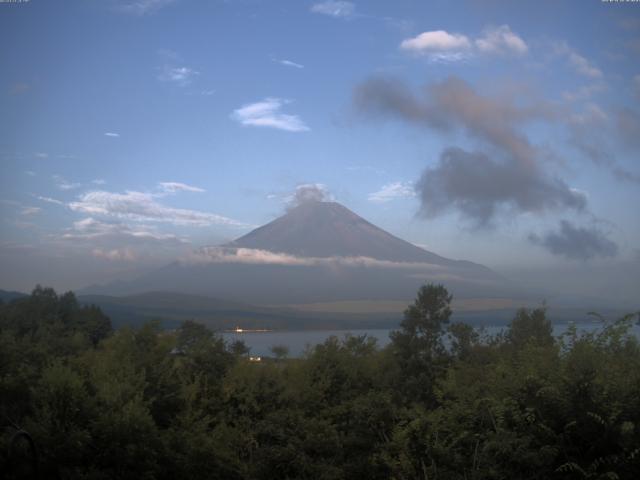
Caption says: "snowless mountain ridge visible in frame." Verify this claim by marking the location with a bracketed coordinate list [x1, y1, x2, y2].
[223, 201, 486, 270]
[80, 200, 507, 303]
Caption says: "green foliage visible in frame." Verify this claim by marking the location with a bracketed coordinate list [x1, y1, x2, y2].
[390, 283, 453, 405]
[229, 339, 251, 357]
[1, 284, 639, 479]
[270, 344, 289, 360]
[448, 321, 480, 360]
[507, 306, 554, 348]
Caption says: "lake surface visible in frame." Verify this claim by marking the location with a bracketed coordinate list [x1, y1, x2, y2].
[222, 322, 640, 357]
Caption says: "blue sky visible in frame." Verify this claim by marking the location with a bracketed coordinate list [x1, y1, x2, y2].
[1, 0, 639, 303]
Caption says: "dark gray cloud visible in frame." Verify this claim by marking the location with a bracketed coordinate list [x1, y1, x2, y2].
[354, 75, 586, 226]
[417, 148, 586, 227]
[568, 106, 640, 184]
[354, 75, 556, 150]
[571, 138, 640, 183]
[528, 220, 618, 261]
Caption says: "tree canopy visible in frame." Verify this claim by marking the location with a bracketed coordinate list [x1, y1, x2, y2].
[1, 284, 639, 479]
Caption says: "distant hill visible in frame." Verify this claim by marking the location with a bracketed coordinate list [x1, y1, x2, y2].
[78, 291, 403, 331]
[80, 200, 516, 305]
[0, 289, 27, 303]
[80, 290, 605, 331]
[1, 288, 609, 332]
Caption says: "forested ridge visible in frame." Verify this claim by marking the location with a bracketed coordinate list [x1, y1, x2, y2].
[1, 285, 639, 479]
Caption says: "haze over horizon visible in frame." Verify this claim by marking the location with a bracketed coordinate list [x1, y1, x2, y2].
[1, 0, 639, 306]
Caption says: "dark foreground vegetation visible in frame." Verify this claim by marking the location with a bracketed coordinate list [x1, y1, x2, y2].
[1, 285, 639, 479]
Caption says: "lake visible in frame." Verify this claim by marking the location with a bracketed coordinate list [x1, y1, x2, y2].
[222, 321, 640, 357]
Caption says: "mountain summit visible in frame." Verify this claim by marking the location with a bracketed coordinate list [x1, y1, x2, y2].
[80, 200, 508, 304]
[226, 201, 452, 264]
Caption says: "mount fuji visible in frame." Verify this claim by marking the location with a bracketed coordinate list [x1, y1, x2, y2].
[81, 201, 511, 305]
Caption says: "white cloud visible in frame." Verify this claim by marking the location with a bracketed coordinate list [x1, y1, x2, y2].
[569, 103, 608, 126]
[278, 59, 304, 69]
[310, 1, 355, 18]
[184, 248, 490, 286]
[21, 206, 41, 216]
[47, 217, 192, 264]
[158, 181, 205, 193]
[568, 52, 602, 79]
[287, 183, 334, 207]
[64, 217, 188, 244]
[35, 152, 48, 159]
[186, 247, 451, 270]
[231, 97, 310, 132]
[475, 25, 528, 55]
[554, 42, 603, 79]
[36, 195, 65, 206]
[92, 248, 137, 262]
[92, 179, 107, 185]
[562, 83, 606, 102]
[400, 25, 527, 61]
[37, 181, 240, 227]
[400, 30, 471, 54]
[267, 184, 335, 207]
[25, 170, 36, 176]
[425, 52, 472, 63]
[104, 132, 120, 137]
[116, 0, 177, 15]
[68, 190, 245, 227]
[53, 175, 81, 191]
[158, 65, 199, 86]
[368, 182, 416, 203]
[201, 89, 216, 96]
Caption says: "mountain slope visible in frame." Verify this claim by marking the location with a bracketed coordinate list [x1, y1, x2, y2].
[80, 201, 511, 304]
[228, 202, 458, 265]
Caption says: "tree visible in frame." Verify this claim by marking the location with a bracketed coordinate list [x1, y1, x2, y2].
[229, 339, 250, 357]
[507, 306, 553, 348]
[76, 304, 112, 347]
[394, 284, 452, 344]
[176, 320, 214, 352]
[448, 321, 479, 360]
[4, 283, 640, 479]
[390, 284, 452, 405]
[270, 345, 289, 361]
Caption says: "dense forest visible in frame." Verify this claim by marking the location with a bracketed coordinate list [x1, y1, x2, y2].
[1, 285, 639, 479]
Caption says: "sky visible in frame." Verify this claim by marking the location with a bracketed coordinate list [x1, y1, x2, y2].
[1, 0, 639, 305]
